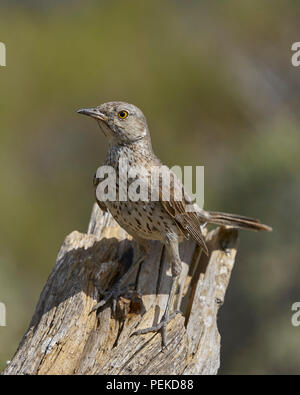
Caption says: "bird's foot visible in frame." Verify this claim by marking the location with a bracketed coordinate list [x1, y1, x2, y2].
[90, 247, 146, 316]
[131, 310, 181, 349]
[90, 281, 135, 316]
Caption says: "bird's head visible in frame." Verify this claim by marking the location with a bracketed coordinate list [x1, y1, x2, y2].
[77, 101, 150, 146]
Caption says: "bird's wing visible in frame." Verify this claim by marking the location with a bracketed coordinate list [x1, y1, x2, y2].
[153, 164, 208, 254]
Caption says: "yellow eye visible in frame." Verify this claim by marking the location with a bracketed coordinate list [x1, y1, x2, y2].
[118, 110, 128, 119]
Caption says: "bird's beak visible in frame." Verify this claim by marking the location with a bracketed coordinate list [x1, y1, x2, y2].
[77, 108, 108, 122]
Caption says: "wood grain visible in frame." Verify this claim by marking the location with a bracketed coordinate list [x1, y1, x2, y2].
[2, 204, 238, 375]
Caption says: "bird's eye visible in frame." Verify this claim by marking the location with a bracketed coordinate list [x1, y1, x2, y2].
[118, 110, 128, 119]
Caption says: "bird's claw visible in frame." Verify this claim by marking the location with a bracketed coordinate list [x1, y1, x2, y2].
[91, 281, 135, 316]
[131, 310, 181, 349]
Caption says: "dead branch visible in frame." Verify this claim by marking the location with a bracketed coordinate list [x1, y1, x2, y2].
[2, 204, 238, 375]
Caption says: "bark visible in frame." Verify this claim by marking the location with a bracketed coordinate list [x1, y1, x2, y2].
[2, 204, 238, 375]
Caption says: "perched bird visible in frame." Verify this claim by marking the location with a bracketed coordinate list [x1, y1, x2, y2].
[77, 101, 272, 348]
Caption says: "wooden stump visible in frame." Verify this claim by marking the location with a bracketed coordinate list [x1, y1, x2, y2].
[2, 204, 238, 375]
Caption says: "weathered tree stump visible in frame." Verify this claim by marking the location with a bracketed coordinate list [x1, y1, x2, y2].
[2, 204, 238, 375]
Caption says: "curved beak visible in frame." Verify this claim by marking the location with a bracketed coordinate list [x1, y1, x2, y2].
[77, 107, 108, 122]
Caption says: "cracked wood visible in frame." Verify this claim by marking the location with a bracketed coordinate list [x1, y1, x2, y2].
[2, 204, 238, 375]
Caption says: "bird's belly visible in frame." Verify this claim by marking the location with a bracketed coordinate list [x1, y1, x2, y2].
[105, 200, 179, 241]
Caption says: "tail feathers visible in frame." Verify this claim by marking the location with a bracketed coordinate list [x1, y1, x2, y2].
[207, 211, 272, 232]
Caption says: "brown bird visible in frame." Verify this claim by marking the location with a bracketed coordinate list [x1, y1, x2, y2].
[77, 101, 272, 348]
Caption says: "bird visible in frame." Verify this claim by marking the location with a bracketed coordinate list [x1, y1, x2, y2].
[77, 101, 272, 348]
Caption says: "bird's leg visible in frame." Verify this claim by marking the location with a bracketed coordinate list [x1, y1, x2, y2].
[132, 238, 182, 349]
[91, 238, 149, 315]
[160, 273, 180, 346]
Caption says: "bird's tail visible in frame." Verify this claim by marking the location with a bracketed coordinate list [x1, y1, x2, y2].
[206, 211, 272, 232]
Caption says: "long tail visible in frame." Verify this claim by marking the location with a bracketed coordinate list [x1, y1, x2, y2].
[206, 211, 272, 232]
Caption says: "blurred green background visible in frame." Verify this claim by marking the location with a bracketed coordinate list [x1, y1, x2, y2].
[0, 0, 299, 374]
